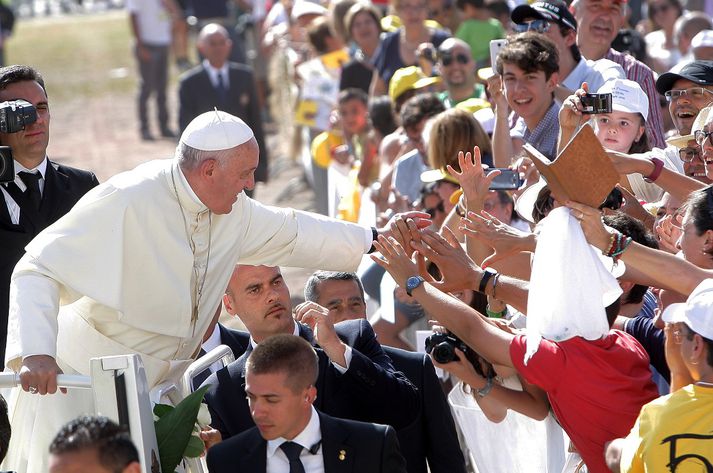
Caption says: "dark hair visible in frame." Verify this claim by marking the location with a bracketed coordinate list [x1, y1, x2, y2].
[495, 32, 559, 80]
[307, 17, 336, 55]
[338, 87, 368, 106]
[603, 212, 659, 304]
[369, 96, 398, 137]
[683, 323, 713, 367]
[558, 25, 582, 63]
[247, 334, 319, 392]
[0, 65, 47, 96]
[0, 395, 9, 462]
[627, 114, 651, 154]
[456, 0, 485, 9]
[485, 0, 510, 18]
[331, 0, 357, 43]
[605, 298, 622, 327]
[304, 271, 365, 304]
[683, 186, 713, 259]
[344, 2, 382, 41]
[400, 92, 446, 132]
[49, 416, 139, 471]
[532, 186, 553, 223]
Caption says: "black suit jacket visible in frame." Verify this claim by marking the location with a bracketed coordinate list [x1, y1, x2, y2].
[202, 319, 419, 439]
[192, 323, 251, 390]
[178, 62, 268, 182]
[0, 161, 98, 366]
[383, 347, 466, 473]
[206, 410, 408, 473]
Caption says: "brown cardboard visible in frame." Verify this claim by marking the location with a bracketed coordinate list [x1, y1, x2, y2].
[522, 124, 619, 208]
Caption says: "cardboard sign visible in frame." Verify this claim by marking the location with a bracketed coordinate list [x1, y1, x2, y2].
[523, 124, 619, 208]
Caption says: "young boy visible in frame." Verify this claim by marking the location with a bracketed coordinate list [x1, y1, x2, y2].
[490, 32, 560, 166]
[455, 0, 505, 67]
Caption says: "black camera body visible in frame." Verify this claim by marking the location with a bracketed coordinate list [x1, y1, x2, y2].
[425, 332, 470, 364]
[0, 99, 37, 134]
[0, 100, 38, 183]
[580, 93, 613, 114]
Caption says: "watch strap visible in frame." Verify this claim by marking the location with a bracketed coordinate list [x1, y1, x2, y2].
[644, 157, 664, 183]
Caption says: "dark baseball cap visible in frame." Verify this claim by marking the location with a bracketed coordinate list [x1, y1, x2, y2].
[656, 60, 713, 95]
[511, 0, 577, 31]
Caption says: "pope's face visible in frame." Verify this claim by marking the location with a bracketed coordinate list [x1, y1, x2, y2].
[0, 80, 50, 166]
[207, 139, 259, 214]
[223, 265, 294, 342]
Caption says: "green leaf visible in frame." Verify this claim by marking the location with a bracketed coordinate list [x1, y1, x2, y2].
[184, 434, 205, 458]
[154, 385, 211, 473]
[153, 403, 173, 418]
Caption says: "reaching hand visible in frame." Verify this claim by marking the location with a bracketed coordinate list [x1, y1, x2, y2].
[293, 301, 347, 365]
[199, 427, 222, 454]
[460, 211, 535, 267]
[558, 83, 588, 129]
[605, 150, 652, 176]
[447, 147, 501, 208]
[565, 201, 612, 251]
[410, 227, 482, 293]
[655, 214, 683, 254]
[379, 212, 432, 252]
[371, 235, 421, 289]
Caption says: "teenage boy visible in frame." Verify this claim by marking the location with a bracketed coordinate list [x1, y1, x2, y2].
[511, 0, 624, 103]
[490, 32, 560, 166]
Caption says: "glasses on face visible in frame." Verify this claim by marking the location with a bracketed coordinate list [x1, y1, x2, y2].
[679, 147, 701, 162]
[664, 87, 713, 102]
[440, 52, 470, 66]
[425, 201, 445, 218]
[694, 130, 713, 147]
[513, 19, 551, 34]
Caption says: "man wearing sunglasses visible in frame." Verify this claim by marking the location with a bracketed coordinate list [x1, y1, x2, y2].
[511, 0, 624, 104]
[435, 38, 485, 108]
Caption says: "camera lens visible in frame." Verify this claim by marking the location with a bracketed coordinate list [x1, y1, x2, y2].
[432, 342, 456, 364]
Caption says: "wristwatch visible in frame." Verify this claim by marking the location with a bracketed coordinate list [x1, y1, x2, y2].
[405, 276, 425, 296]
[476, 376, 494, 398]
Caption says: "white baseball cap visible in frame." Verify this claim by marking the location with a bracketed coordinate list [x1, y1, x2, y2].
[180, 110, 254, 151]
[662, 279, 713, 340]
[692, 30, 713, 50]
[596, 79, 649, 121]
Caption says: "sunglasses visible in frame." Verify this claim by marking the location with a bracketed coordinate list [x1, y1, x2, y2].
[679, 147, 701, 162]
[695, 130, 713, 147]
[664, 87, 713, 102]
[425, 201, 445, 218]
[440, 52, 470, 66]
[513, 19, 552, 34]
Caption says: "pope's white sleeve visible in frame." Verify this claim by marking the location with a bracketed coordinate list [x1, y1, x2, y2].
[5, 254, 79, 371]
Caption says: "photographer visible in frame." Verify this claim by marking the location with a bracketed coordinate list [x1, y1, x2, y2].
[0, 65, 98, 369]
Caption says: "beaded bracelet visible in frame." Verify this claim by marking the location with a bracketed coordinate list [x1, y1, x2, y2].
[604, 231, 633, 263]
[486, 307, 507, 318]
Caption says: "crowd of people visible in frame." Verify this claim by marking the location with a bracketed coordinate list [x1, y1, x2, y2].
[1, 0, 713, 471]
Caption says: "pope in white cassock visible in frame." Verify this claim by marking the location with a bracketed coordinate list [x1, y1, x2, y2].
[2, 110, 427, 473]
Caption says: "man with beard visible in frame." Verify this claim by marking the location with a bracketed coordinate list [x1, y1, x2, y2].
[202, 265, 419, 440]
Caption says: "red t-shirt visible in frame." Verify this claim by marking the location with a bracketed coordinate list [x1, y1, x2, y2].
[509, 331, 659, 473]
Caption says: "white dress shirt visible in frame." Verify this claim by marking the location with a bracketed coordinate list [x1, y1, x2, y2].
[203, 59, 230, 90]
[1, 157, 48, 225]
[266, 406, 323, 473]
[249, 321, 352, 372]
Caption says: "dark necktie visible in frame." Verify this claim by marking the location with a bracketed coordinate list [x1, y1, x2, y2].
[216, 72, 227, 104]
[280, 441, 306, 473]
[18, 171, 41, 210]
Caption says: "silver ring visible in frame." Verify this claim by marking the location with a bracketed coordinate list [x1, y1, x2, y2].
[29, 386, 38, 394]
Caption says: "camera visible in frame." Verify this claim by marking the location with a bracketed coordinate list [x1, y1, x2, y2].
[580, 93, 612, 114]
[0, 99, 37, 134]
[425, 332, 470, 364]
[0, 147, 13, 183]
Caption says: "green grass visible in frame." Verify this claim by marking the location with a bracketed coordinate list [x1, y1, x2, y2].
[6, 11, 139, 102]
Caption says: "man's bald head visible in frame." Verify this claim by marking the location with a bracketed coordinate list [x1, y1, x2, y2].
[197, 23, 233, 68]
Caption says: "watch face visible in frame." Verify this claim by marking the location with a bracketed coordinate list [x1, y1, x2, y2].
[406, 276, 423, 295]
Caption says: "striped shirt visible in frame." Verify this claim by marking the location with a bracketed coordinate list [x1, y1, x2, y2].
[605, 48, 666, 149]
[512, 101, 560, 160]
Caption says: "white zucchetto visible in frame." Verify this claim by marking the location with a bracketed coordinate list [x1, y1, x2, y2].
[180, 110, 254, 151]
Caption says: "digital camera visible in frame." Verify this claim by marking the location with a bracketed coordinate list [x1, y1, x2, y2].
[0, 99, 37, 133]
[424, 332, 470, 364]
[580, 93, 613, 114]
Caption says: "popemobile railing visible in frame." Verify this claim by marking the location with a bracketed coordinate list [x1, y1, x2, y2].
[0, 345, 236, 473]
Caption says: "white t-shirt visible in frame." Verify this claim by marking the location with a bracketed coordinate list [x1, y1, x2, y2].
[562, 57, 625, 94]
[126, 0, 172, 46]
